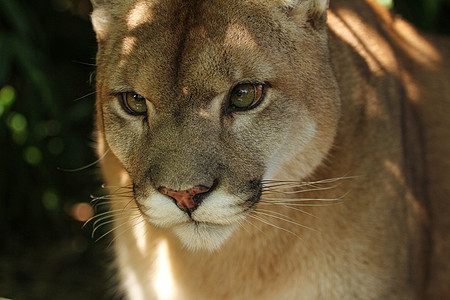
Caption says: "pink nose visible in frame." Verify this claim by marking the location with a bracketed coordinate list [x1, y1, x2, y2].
[158, 185, 210, 210]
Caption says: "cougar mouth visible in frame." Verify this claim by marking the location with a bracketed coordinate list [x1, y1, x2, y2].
[171, 221, 238, 251]
[134, 181, 263, 250]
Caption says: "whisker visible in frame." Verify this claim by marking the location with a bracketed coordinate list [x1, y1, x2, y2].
[57, 149, 110, 172]
[257, 203, 318, 218]
[263, 184, 341, 194]
[242, 216, 266, 235]
[253, 210, 317, 232]
[97, 189, 134, 195]
[72, 60, 97, 67]
[256, 208, 299, 223]
[248, 214, 302, 240]
[261, 176, 358, 189]
[101, 183, 133, 189]
[98, 189, 134, 198]
[92, 211, 138, 229]
[73, 91, 96, 102]
[83, 208, 136, 228]
[259, 201, 342, 207]
[107, 216, 146, 248]
[95, 219, 140, 243]
[263, 175, 358, 184]
[261, 197, 342, 202]
[92, 200, 134, 210]
[261, 181, 313, 190]
[92, 213, 140, 238]
[236, 220, 251, 235]
[261, 190, 350, 206]
[91, 199, 128, 208]
[92, 217, 127, 238]
[90, 200, 134, 209]
[90, 195, 134, 202]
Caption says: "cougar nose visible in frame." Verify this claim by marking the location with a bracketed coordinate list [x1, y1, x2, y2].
[158, 185, 210, 212]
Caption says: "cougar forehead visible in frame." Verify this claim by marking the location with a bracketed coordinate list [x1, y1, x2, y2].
[97, 0, 299, 99]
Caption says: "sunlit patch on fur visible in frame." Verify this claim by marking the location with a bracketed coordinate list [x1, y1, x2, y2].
[132, 214, 148, 253]
[224, 23, 258, 50]
[120, 263, 146, 300]
[153, 239, 177, 299]
[121, 36, 137, 56]
[172, 222, 237, 251]
[127, 0, 154, 29]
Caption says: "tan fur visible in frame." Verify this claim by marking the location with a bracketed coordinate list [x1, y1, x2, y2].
[91, 0, 450, 298]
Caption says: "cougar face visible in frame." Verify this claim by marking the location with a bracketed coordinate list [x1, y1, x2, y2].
[95, 0, 340, 250]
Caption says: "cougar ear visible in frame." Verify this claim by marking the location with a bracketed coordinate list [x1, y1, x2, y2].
[90, 0, 111, 41]
[281, 0, 329, 29]
[90, 0, 106, 9]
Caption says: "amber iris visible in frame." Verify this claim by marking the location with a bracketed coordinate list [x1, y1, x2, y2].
[229, 83, 264, 110]
[120, 92, 147, 115]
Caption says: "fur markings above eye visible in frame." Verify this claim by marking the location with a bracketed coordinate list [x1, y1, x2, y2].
[228, 83, 264, 111]
[119, 92, 147, 115]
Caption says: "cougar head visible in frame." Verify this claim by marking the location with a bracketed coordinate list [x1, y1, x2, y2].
[92, 0, 340, 250]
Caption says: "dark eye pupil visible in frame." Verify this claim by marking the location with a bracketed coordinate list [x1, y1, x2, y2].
[134, 94, 144, 101]
[236, 89, 245, 97]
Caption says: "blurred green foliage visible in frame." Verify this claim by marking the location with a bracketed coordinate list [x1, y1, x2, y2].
[394, 0, 450, 33]
[0, 0, 98, 241]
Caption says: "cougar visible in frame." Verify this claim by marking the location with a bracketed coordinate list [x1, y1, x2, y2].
[89, 0, 450, 298]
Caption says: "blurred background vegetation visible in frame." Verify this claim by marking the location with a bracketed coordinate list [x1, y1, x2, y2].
[0, 0, 448, 299]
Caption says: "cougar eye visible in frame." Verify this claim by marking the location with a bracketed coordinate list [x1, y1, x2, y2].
[229, 83, 264, 110]
[119, 92, 147, 115]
